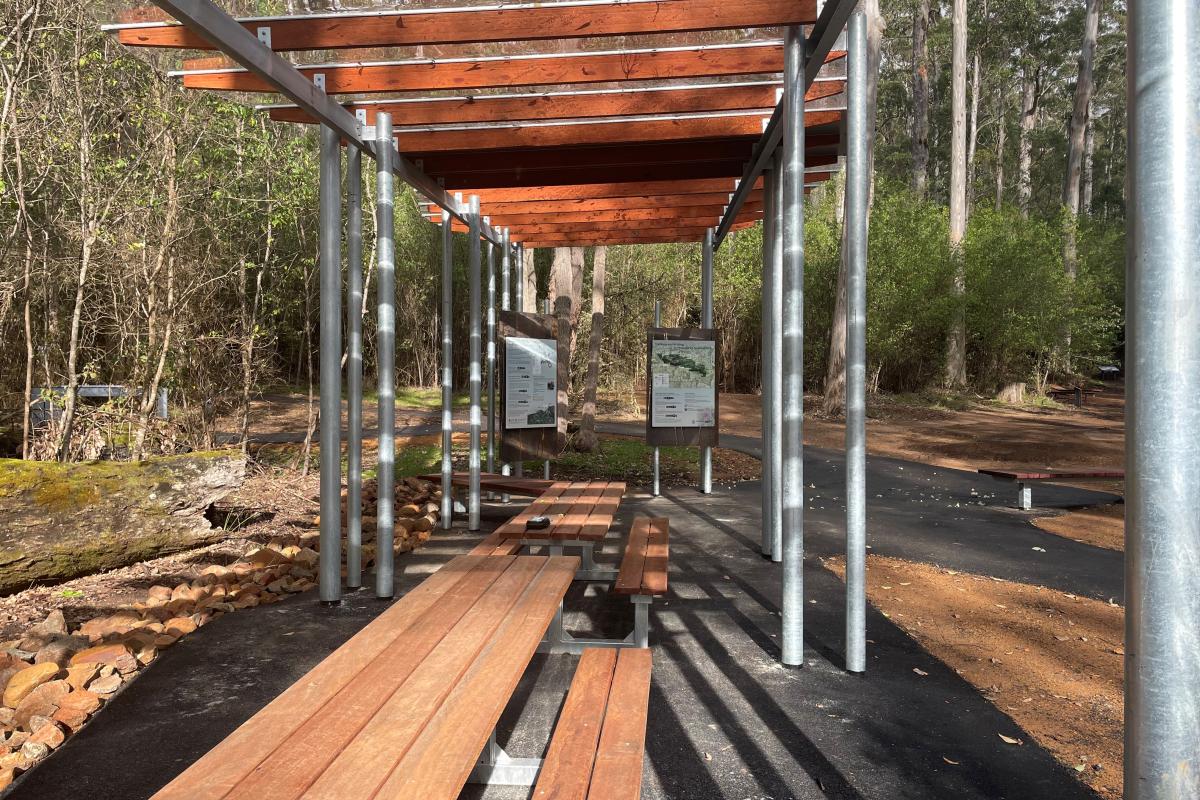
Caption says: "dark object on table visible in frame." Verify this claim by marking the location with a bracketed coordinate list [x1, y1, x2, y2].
[526, 516, 551, 530]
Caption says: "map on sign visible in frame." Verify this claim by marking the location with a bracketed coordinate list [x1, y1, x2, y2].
[650, 339, 717, 428]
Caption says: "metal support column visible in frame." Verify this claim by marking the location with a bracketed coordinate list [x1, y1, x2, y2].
[780, 26, 806, 666]
[652, 300, 661, 497]
[770, 161, 785, 564]
[345, 142, 364, 590]
[500, 232, 512, 494]
[700, 228, 714, 494]
[1125, 1, 1200, 795]
[374, 114, 396, 599]
[486, 232, 497, 477]
[761, 166, 781, 560]
[543, 298, 553, 480]
[440, 207, 454, 530]
[844, 11, 869, 674]
[468, 196, 483, 531]
[513, 244, 525, 479]
[317, 125, 343, 606]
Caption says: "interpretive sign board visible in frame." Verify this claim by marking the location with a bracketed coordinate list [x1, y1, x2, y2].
[646, 327, 720, 447]
[505, 337, 558, 429]
[499, 310, 568, 462]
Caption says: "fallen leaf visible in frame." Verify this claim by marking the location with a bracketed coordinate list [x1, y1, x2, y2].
[943, 756, 960, 765]
[998, 734, 1024, 746]
[1111, 647, 1125, 655]
[913, 668, 928, 677]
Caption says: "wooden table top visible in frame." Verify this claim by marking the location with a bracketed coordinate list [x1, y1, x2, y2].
[151, 553, 579, 800]
[494, 480, 627, 543]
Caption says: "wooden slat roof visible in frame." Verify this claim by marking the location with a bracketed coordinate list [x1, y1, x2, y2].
[110, 0, 846, 246]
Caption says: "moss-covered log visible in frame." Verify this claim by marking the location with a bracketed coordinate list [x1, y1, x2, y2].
[0, 453, 245, 595]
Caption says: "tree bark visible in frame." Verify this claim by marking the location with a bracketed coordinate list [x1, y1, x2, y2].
[1017, 66, 1040, 218]
[966, 48, 982, 212]
[994, 85, 1006, 211]
[944, 0, 969, 389]
[824, 0, 884, 415]
[0, 453, 245, 595]
[1081, 111, 1095, 215]
[578, 247, 607, 451]
[910, 0, 931, 197]
[521, 247, 538, 313]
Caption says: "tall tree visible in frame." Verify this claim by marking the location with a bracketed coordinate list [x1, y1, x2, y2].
[824, 0, 885, 414]
[578, 247, 606, 451]
[944, 0, 969, 388]
[993, 84, 1006, 211]
[910, 0, 931, 197]
[1058, 0, 1102, 367]
[1016, 65, 1041, 218]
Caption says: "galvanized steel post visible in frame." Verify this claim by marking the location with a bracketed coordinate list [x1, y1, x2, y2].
[345, 142, 364, 590]
[468, 196, 483, 531]
[440, 206, 454, 530]
[652, 300, 662, 497]
[1125, 0, 1200, 795]
[374, 115, 396, 599]
[701, 228, 715, 494]
[760, 167, 776, 558]
[780, 26, 806, 666]
[486, 232, 497, 476]
[513, 244, 525, 479]
[317, 125, 343, 606]
[500, 232, 512, 493]
[543, 298, 553, 480]
[845, 11, 869, 674]
[768, 155, 787, 566]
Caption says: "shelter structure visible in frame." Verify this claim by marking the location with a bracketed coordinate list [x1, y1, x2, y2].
[102, 1, 1199, 797]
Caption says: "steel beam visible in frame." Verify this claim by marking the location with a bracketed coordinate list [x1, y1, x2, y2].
[345, 142, 363, 590]
[653, 300, 662, 497]
[700, 228, 715, 494]
[374, 113, 396, 599]
[513, 244, 525, 479]
[844, 11, 869, 675]
[713, 0, 854, 248]
[780, 26, 806, 667]
[500, 230, 512, 492]
[1124, 0, 1200, 795]
[486, 232, 497, 477]
[317, 125, 342, 605]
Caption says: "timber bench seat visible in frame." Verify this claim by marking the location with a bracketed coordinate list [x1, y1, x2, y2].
[978, 467, 1125, 510]
[149, 554, 578, 800]
[471, 530, 525, 556]
[533, 648, 653, 800]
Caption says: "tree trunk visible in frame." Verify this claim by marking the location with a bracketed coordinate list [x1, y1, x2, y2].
[910, 0, 931, 197]
[578, 247, 607, 451]
[994, 85, 1006, 211]
[522, 247, 538, 313]
[1082, 111, 1095, 215]
[824, 0, 884, 416]
[1017, 66, 1040, 218]
[966, 48, 981, 212]
[1058, 0, 1102, 370]
[944, 0, 969, 389]
[0, 453, 245, 595]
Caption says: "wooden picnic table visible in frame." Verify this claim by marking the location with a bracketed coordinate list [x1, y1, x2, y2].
[417, 470, 557, 497]
[494, 480, 627, 545]
[150, 553, 578, 800]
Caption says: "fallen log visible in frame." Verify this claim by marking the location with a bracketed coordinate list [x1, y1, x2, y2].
[0, 453, 245, 595]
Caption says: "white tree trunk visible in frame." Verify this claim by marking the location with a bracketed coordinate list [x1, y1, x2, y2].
[1017, 67, 1040, 219]
[578, 247, 606, 451]
[910, 0, 931, 197]
[944, 0, 969, 389]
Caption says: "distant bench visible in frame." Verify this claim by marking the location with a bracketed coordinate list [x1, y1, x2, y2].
[978, 468, 1125, 510]
[1047, 386, 1102, 407]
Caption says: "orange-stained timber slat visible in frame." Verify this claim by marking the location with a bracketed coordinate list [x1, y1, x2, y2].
[454, 178, 759, 203]
[182, 45, 847, 95]
[433, 154, 839, 190]
[393, 111, 842, 153]
[495, 215, 760, 235]
[516, 223, 760, 247]
[267, 80, 845, 126]
[119, 0, 817, 52]
[464, 190, 764, 214]
[449, 202, 765, 227]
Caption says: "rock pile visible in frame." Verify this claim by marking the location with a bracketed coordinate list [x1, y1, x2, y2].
[0, 477, 441, 790]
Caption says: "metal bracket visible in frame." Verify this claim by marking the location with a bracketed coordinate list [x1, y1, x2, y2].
[312, 73, 326, 91]
[255, 26, 272, 48]
[469, 730, 542, 786]
[355, 108, 368, 126]
[538, 596, 651, 655]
